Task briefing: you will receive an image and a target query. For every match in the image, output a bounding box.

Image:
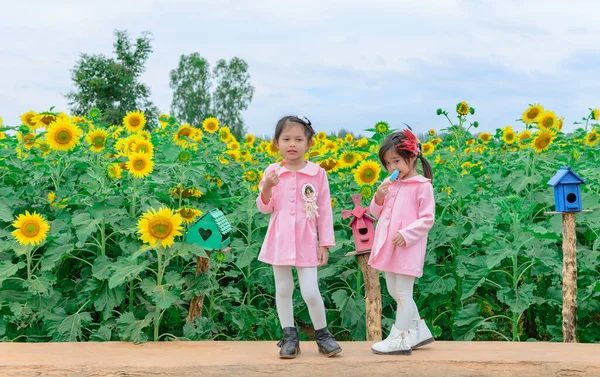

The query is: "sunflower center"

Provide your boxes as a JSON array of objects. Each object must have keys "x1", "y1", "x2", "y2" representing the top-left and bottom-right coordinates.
[
  {"x1": 149, "y1": 217, "x2": 173, "y2": 239},
  {"x1": 92, "y1": 136, "x2": 105, "y2": 147},
  {"x1": 589, "y1": 134, "x2": 598, "y2": 142},
  {"x1": 180, "y1": 209, "x2": 194, "y2": 218},
  {"x1": 131, "y1": 118, "x2": 140, "y2": 127},
  {"x1": 41, "y1": 115, "x2": 54, "y2": 125},
  {"x1": 22, "y1": 221, "x2": 40, "y2": 237},
  {"x1": 138, "y1": 145, "x2": 148, "y2": 153},
  {"x1": 344, "y1": 154, "x2": 354, "y2": 163},
  {"x1": 527, "y1": 109, "x2": 540, "y2": 119},
  {"x1": 134, "y1": 159, "x2": 146, "y2": 170},
  {"x1": 56, "y1": 129, "x2": 73, "y2": 144},
  {"x1": 363, "y1": 168, "x2": 375, "y2": 180}
]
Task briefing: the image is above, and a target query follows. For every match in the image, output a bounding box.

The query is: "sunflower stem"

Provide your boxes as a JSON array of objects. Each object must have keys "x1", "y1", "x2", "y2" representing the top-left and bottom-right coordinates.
[
  {"x1": 100, "y1": 218, "x2": 106, "y2": 256},
  {"x1": 26, "y1": 247, "x2": 33, "y2": 281},
  {"x1": 130, "y1": 178, "x2": 137, "y2": 217}
]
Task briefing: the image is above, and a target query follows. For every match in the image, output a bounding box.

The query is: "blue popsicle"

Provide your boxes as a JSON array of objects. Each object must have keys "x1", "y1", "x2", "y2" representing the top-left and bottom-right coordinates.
[{"x1": 389, "y1": 170, "x2": 399, "y2": 182}]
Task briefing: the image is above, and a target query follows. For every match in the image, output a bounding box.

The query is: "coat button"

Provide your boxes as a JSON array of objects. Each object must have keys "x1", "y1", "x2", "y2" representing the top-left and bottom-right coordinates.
[{"x1": 291, "y1": 212, "x2": 295, "y2": 216}]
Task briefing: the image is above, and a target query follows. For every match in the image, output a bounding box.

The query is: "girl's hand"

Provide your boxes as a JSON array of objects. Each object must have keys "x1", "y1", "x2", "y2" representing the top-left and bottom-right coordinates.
[
  {"x1": 263, "y1": 171, "x2": 280, "y2": 189},
  {"x1": 318, "y1": 246, "x2": 329, "y2": 266},
  {"x1": 392, "y1": 232, "x2": 406, "y2": 247},
  {"x1": 375, "y1": 180, "x2": 390, "y2": 205}
]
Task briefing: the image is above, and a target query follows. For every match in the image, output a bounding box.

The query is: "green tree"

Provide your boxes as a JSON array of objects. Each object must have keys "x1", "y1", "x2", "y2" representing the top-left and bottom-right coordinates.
[
  {"x1": 169, "y1": 53, "x2": 212, "y2": 126},
  {"x1": 66, "y1": 30, "x2": 159, "y2": 126},
  {"x1": 213, "y1": 58, "x2": 254, "y2": 139}
]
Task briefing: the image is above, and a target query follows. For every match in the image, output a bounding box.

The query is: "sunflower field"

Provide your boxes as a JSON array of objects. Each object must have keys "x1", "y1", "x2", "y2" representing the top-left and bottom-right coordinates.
[{"x1": 0, "y1": 103, "x2": 599, "y2": 343}]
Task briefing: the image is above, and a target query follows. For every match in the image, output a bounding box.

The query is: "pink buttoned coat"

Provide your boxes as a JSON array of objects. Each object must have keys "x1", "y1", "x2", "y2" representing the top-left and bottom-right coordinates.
[
  {"x1": 368, "y1": 175, "x2": 435, "y2": 277},
  {"x1": 256, "y1": 161, "x2": 335, "y2": 267}
]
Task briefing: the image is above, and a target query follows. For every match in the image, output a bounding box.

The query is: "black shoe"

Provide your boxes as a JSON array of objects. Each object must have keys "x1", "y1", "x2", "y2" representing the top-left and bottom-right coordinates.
[
  {"x1": 315, "y1": 327, "x2": 342, "y2": 357},
  {"x1": 277, "y1": 327, "x2": 300, "y2": 359}
]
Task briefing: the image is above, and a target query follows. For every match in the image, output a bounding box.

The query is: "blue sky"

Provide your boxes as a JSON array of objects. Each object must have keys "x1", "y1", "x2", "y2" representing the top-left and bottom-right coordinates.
[{"x1": 2, "y1": 0, "x2": 599, "y2": 137}]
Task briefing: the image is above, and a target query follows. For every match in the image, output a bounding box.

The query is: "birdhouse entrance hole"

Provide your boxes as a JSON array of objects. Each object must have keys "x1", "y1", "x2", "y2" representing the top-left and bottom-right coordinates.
[
  {"x1": 566, "y1": 193, "x2": 577, "y2": 203},
  {"x1": 358, "y1": 228, "x2": 368, "y2": 235}
]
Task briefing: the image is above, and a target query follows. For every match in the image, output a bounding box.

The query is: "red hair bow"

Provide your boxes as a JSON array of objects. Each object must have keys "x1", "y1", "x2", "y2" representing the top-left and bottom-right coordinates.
[{"x1": 396, "y1": 129, "x2": 421, "y2": 155}]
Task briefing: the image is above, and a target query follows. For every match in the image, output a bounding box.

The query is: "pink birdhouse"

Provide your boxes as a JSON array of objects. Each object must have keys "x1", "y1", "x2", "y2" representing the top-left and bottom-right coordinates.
[{"x1": 342, "y1": 194, "x2": 377, "y2": 253}]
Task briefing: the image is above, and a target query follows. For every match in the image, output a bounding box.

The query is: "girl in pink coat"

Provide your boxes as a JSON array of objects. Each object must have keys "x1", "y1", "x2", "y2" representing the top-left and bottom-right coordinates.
[
  {"x1": 369, "y1": 129, "x2": 436, "y2": 356},
  {"x1": 256, "y1": 115, "x2": 342, "y2": 359}
]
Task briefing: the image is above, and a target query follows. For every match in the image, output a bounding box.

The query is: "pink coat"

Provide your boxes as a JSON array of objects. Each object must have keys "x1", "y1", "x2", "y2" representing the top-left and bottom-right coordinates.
[
  {"x1": 256, "y1": 161, "x2": 335, "y2": 267},
  {"x1": 368, "y1": 175, "x2": 435, "y2": 277}
]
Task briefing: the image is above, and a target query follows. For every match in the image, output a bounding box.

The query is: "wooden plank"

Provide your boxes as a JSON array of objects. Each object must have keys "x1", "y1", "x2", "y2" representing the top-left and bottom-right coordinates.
[
  {"x1": 345, "y1": 250, "x2": 371, "y2": 257},
  {"x1": 544, "y1": 210, "x2": 592, "y2": 215}
]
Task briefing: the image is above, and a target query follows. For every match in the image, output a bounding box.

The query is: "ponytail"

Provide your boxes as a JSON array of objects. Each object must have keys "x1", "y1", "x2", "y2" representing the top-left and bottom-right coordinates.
[{"x1": 418, "y1": 155, "x2": 433, "y2": 182}]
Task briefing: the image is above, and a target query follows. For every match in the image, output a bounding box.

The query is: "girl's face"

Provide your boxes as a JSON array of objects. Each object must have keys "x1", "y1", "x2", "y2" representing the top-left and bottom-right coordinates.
[
  {"x1": 382, "y1": 149, "x2": 416, "y2": 179},
  {"x1": 274, "y1": 123, "x2": 312, "y2": 163}
]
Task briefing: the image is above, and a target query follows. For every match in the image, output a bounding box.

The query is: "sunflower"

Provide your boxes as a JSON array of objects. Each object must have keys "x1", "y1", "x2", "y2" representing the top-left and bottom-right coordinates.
[
  {"x1": 532, "y1": 129, "x2": 556, "y2": 153},
  {"x1": 245, "y1": 134, "x2": 256, "y2": 145},
  {"x1": 421, "y1": 142, "x2": 435, "y2": 156},
  {"x1": 584, "y1": 129, "x2": 599, "y2": 147},
  {"x1": 321, "y1": 140, "x2": 339, "y2": 154},
  {"x1": 85, "y1": 129, "x2": 108, "y2": 153},
  {"x1": 131, "y1": 139, "x2": 154, "y2": 156},
  {"x1": 169, "y1": 185, "x2": 203, "y2": 198},
  {"x1": 0, "y1": 131, "x2": 5, "y2": 140},
  {"x1": 178, "y1": 151, "x2": 192, "y2": 162},
  {"x1": 537, "y1": 110, "x2": 557, "y2": 130},
  {"x1": 228, "y1": 141, "x2": 241, "y2": 151},
  {"x1": 11, "y1": 211, "x2": 50, "y2": 246},
  {"x1": 360, "y1": 185, "x2": 374, "y2": 201},
  {"x1": 45, "y1": 118, "x2": 82, "y2": 151},
  {"x1": 267, "y1": 141, "x2": 279, "y2": 156},
  {"x1": 158, "y1": 114, "x2": 169, "y2": 129},
  {"x1": 219, "y1": 127, "x2": 232, "y2": 143},
  {"x1": 202, "y1": 117, "x2": 219, "y2": 133},
  {"x1": 190, "y1": 128, "x2": 202, "y2": 142},
  {"x1": 178, "y1": 207, "x2": 203, "y2": 224},
  {"x1": 225, "y1": 150, "x2": 241, "y2": 161},
  {"x1": 137, "y1": 207, "x2": 183, "y2": 248},
  {"x1": 555, "y1": 117, "x2": 564, "y2": 131},
  {"x1": 344, "y1": 134, "x2": 354, "y2": 143},
  {"x1": 20, "y1": 110, "x2": 38, "y2": 128},
  {"x1": 240, "y1": 150, "x2": 252, "y2": 162},
  {"x1": 34, "y1": 113, "x2": 56, "y2": 129},
  {"x1": 375, "y1": 121, "x2": 389, "y2": 134},
  {"x1": 353, "y1": 160, "x2": 381, "y2": 186},
  {"x1": 356, "y1": 138, "x2": 369, "y2": 148},
  {"x1": 456, "y1": 101, "x2": 469, "y2": 116},
  {"x1": 592, "y1": 109, "x2": 600, "y2": 121},
  {"x1": 88, "y1": 108, "x2": 102, "y2": 119},
  {"x1": 244, "y1": 170, "x2": 260, "y2": 183},
  {"x1": 518, "y1": 130, "x2": 533, "y2": 146},
  {"x1": 478, "y1": 132, "x2": 492, "y2": 144},
  {"x1": 107, "y1": 163, "x2": 122, "y2": 179},
  {"x1": 127, "y1": 152, "x2": 154, "y2": 178},
  {"x1": 48, "y1": 191, "x2": 56, "y2": 205},
  {"x1": 429, "y1": 129, "x2": 436, "y2": 136},
  {"x1": 17, "y1": 132, "x2": 37, "y2": 149},
  {"x1": 115, "y1": 134, "x2": 143, "y2": 156},
  {"x1": 430, "y1": 138, "x2": 442, "y2": 146},
  {"x1": 136, "y1": 130, "x2": 152, "y2": 141},
  {"x1": 123, "y1": 110, "x2": 146, "y2": 133},
  {"x1": 522, "y1": 104, "x2": 544, "y2": 124},
  {"x1": 339, "y1": 151, "x2": 359, "y2": 168},
  {"x1": 173, "y1": 124, "x2": 194, "y2": 147},
  {"x1": 316, "y1": 158, "x2": 337, "y2": 172},
  {"x1": 502, "y1": 126, "x2": 517, "y2": 145}
]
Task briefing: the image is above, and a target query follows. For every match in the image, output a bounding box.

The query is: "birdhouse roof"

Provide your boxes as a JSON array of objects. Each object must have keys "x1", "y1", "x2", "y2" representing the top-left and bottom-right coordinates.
[
  {"x1": 199, "y1": 209, "x2": 232, "y2": 234},
  {"x1": 547, "y1": 166, "x2": 586, "y2": 187},
  {"x1": 348, "y1": 213, "x2": 377, "y2": 227}
]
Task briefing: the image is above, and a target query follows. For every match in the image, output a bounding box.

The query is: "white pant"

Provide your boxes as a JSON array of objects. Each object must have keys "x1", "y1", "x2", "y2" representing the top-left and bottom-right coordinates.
[
  {"x1": 385, "y1": 272, "x2": 421, "y2": 330},
  {"x1": 272, "y1": 266, "x2": 327, "y2": 330}
]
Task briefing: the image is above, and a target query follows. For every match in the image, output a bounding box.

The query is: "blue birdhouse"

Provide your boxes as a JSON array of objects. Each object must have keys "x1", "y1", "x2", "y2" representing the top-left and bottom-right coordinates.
[{"x1": 547, "y1": 166, "x2": 586, "y2": 212}]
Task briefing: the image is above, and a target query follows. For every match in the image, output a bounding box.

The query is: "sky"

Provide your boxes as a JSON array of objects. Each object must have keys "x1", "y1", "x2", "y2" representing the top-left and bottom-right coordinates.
[{"x1": 2, "y1": 0, "x2": 600, "y2": 138}]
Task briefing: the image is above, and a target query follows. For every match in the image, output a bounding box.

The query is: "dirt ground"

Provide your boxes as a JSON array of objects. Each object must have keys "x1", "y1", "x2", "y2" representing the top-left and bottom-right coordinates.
[{"x1": 1, "y1": 340, "x2": 599, "y2": 377}]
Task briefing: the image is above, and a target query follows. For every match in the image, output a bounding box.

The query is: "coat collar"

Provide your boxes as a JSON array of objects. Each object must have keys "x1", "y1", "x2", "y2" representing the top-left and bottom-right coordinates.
[
  {"x1": 270, "y1": 161, "x2": 320, "y2": 176},
  {"x1": 396, "y1": 174, "x2": 430, "y2": 183}
]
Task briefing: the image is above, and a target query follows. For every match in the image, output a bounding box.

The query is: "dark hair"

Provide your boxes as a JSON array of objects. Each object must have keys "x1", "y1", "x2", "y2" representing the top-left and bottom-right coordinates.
[
  {"x1": 378, "y1": 131, "x2": 433, "y2": 182},
  {"x1": 274, "y1": 115, "x2": 316, "y2": 141}
]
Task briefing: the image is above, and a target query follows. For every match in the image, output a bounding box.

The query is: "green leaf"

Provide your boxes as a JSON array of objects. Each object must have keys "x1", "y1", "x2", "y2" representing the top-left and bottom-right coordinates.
[
  {"x1": 0, "y1": 260, "x2": 23, "y2": 285},
  {"x1": 72, "y1": 212, "x2": 101, "y2": 247},
  {"x1": 452, "y1": 303, "x2": 494, "y2": 341},
  {"x1": 512, "y1": 174, "x2": 542, "y2": 194},
  {"x1": 183, "y1": 317, "x2": 214, "y2": 340},
  {"x1": 41, "y1": 239, "x2": 74, "y2": 271},
  {"x1": 496, "y1": 283, "x2": 535, "y2": 316},
  {"x1": 454, "y1": 174, "x2": 477, "y2": 197},
  {"x1": 108, "y1": 257, "x2": 148, "y2": 289},
  {"x1": 485, "y1": 241, "x2": 517, "y2": 269},
  {"x1": 86, "y1": 279, "x2": 125, "y2": 319},
  {"x1": 418, "y1": 273, "x2": 456, "y2": 297},
  {"x1": 25, "y1": 272, "x2": 55, "y2": 295},
  {"x1": 332, "y1": 289, "x2": 360, "y2": 326},
  {"x1": 90, "y1": 326, "x2": 112, "y2": 341},
  {"x1": 457, "y1": 256, "x2": 489, "y2": 300},
  {"x1": 117, "y1": 312, "x2": 151, "y2": 343},
  {"x1": 0, "y1": 202, "x2": 13, "y2": 222},
  {"x1": 92, "y1": 255, "x2": 113, "y2": 280},
  {"x1": 57, "y1": 311, "x2": 92, "y2": 342},
  {"x1": 235, "y1": 245, "x2": 257, "y2": 269}
]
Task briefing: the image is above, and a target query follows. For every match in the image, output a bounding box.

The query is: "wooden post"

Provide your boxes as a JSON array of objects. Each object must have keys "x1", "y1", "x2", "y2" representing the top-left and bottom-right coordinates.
[
  {"x1": 346, "y1": 250, "x2": 382, "y2": 341},
  {"x1": 186, "y1": 252, "x2": 211, "y2": 323},
  {"x1": 544, "y1": 210, "x2": 591, "y2": 343},
  {"x1": 561, "y1": 212, "x2": 577, "y2": 343}
]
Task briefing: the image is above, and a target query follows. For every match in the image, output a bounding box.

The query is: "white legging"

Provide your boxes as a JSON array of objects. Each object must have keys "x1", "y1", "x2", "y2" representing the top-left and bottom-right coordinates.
[
  {"x1": 272, "y1": 266, "x2": 327, "y2": 330},
  {"x1": 385, "y1": 272, "x2": 421, "y2": 330}
]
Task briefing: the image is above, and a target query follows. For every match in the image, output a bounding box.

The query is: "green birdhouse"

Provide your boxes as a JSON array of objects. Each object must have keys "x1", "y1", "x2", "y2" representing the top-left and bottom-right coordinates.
[{"x1": 185, "y1": 209, "x2": 232, "y2": 251}]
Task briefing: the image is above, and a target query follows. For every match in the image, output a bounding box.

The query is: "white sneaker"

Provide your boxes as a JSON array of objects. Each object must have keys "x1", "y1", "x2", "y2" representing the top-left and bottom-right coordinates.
[
  {"x1": 407, "y1": 319, "x2": 434, "y2": 349},
  {"x1": 371, "y1": 325, "x2": 412, "y2": 355}
]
